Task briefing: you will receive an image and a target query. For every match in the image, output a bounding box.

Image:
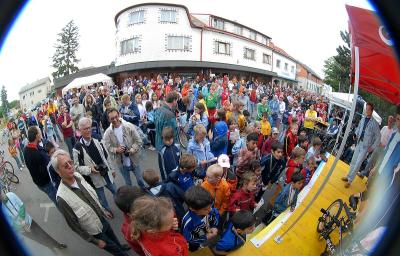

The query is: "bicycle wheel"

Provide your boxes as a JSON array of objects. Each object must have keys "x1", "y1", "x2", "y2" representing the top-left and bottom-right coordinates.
[
  {"x1": 179, "y1": 128, "x2": 189, "y2": 149},
  {"x1": 317, "y1": 199, "x2": 343, "y2": 233},
  {"x1": 4, "y1": 161, "x2": 19, "y2": 184}
]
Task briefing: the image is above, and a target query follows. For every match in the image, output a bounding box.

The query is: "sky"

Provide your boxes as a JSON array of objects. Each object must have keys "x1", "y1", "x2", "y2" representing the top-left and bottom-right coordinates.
[{"x1": 0, "y1": 0, "x2": 374, "y2": 101}]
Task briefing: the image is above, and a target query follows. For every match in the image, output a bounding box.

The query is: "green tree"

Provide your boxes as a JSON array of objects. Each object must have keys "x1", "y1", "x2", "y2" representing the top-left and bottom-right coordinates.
[
  {"x1": 52, "y1": 20, "x2": 80, "y2": 79},
  {"x1": 0, "y1": 85, "x2": 9, "y2": 118},
  {"x1": 9, "y1": 100, "x2": 20, "y2": 110},
  {"x1": 323, "y1": 30, "x2": 396, "y2": 122}
]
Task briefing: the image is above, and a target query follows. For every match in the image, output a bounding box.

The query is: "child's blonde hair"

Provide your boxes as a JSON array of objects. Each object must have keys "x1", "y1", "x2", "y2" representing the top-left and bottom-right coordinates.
[
  {"x1": 194, "y1": 124, "x2": 207, "y2": 136},
  {"x1": 142, "y1": 169, "x2": 160, "y2": 187},
  {"x1": 206, "y1": 164, "x2": 223, "y2": 178},
  {"x1": 130, "y1": 196, "x2": 173, "y2": 240},
  {"x1": 292, "y1": 147, "x2": 306, "y2": 159},
  {"x1": 242, "y1": 171, "x2": 256, "y2": 185}
]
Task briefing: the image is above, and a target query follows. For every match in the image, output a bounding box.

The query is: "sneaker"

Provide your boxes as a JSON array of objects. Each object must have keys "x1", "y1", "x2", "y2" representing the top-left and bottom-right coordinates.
[
  {"x1": 148, "y1": 146, "x2": 156, "y2": 151},
  {"x1": 341, "y1": 177, "x2": 348, "y2": 182}
]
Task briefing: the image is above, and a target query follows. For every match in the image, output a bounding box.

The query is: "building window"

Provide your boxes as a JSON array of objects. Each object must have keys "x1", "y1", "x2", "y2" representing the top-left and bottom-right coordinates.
[
  {"x1": 249, "y1": 31, "x2": 256, "y2": 40},
  {"x1": 120, "y1": 37, "x2": 140, "y2": 55},
  {"x1": 234, "y1": 25, "x2": 243, "y2": 35},
  {"x1": 167, "y1": 36, "x2": 191, "y2": 51},
  {"x1": 244, "y1": 47, "x2": 255, "y2": 60},
  {"x1": 261, "y1": 36, "x2": 267, "y2": 45},
  {"x1": 291, "y1": 66, "x2": 295, "y2": 73},
  {"x1": 276, "y1": 59, "x2": 281, "y2": 68},
  {"x1": 263, "y1": 54, "x2": 271, "y2": 64},
  {"x1": 23, "y1": 95, "x2": 25, "y2": 100},
  {"x1": 213, "y1": 19, "x2": 225, "y2": 30},
  {"x1": 284, "y1": 63, "x2": 288, "y2": 71},
  {"x1": 128, "y1": 10, "x2": 145, "y2": 25},
  {"x1": 214, "y1": 41, "x2": 231, "y2": 55},
  {"x1": 38, "y1": 89, "x2": 42, "y2": 94},
  {"x1": 160, "y1": 10, "x2": 177, "y2": 23}
]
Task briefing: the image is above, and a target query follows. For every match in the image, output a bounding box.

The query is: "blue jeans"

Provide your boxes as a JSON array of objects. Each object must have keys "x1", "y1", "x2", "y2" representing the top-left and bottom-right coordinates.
[
  {"x1": 121, "y1": 165, "x2": 145, "y2": 188},
  {"x1": 38, "y1": 182, "x2": 57, "y2": 205},
  {"x1": 93, "y1": 218, "x2": 128, "y2": 256},
  {"x1": 12, "y1": 156, "x2": 22, "y2": 169},
  {"x1": 64, "y1": 136, "x2": 75, "y2": 157},
  {"x1": 95, "y1": 175, "x2": 116, "y2": 211}
]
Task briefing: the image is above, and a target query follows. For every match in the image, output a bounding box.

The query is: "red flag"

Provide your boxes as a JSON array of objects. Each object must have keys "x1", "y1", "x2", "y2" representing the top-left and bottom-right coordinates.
[{"x1": 346, "y1": 5, "x2": 400, "y2": 104}]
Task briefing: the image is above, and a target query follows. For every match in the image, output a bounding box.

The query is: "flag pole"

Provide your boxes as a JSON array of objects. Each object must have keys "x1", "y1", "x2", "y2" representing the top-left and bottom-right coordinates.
[{"x1": 274, "y1": 46, "x2": 360, "y2": 244}]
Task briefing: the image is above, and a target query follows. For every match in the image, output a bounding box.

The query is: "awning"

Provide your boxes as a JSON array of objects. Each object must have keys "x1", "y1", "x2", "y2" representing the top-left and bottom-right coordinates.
[
  {"x1": 346, "y1": 5, "x2": 400, "y2": 104},
  {"x1": 62, "y1": 73, "x2": 113, "y2": 95}
]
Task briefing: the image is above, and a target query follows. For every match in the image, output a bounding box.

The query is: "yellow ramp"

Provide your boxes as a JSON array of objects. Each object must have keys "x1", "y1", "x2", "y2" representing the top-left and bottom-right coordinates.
[{"x1": 228, "y1": 156, "x2": 366, "y2": 256}]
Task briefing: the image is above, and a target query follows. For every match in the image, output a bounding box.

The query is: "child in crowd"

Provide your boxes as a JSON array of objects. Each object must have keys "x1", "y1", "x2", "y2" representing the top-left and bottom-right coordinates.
[
  {"x1": 21, "y1": 133, "x2": 28, "y2": 150},
  {"x1": 284, "y1": 123, "x2": 298, "y2": 159},
  {"x1": 44, "y1": 142, "x2": 61, "y2": 188},
  {"x1": 250, "y1": 160, "x2": 264, "y2": 202},
  {"x1": 101, "y1": 99, "x2": 112, "y2": 130},
  {"x1": 211, "y1": 109, "x2": 229, "y2": 157},
  {"x1": 130, "y1": 196, "x2": 188, "y2": 256},
  {"x1": 158, "y1": 127, "x2": 180, "y2": 181},
  {"x1": 218, "y1": 154, "x2": 238, "y2": 194},
  {"x1": 261, "y1": 127, "x2": 279, "y2": 157},
  {"x1": 301, "y1": 156, "x2": 317, "y2": 188},
  {"x1": 187, "y1": 102, "x2": 209, "y2": 137},
  {"x1": 306, "y1": 137, "x2": 327, "y2": 164},
  {"x1": 114, "y1": 186, "x2": 146, "y2": 256},
  {"x1": 285, "y1": 147, "x2": 306, "y2": 184},
  {"x1": 169, "y1": 154, "x2": 197, "y2": 192},
  {"x1": 260, "y1": 112, "x2": 272, "y2": 140},
  {"x1": 262, "y1": 141, "x2": 286, "y2": 189},
  {"x1": 229, "y1": 172, "x2": 257, "y2": 213},
  {"x1": 212, "y1": 210, "x2": 256, "y2": 255},
  {"x1": 8, "y1": 138, "x2": 23, "y2": 171},
  {"x1": 227, "y1": 118, "x2": 240, "y2": 166},
  {"x1": 182, "y1": 186, "x2": 220, "y2": 252},
  {"x1": 236, "y1": 132, "x2": 260, "y2": 179},
  {"x1": 86, "y1": 111, "x2": 101, "y2": 140},
  {"x1": 187, "y1": 125, "x2": 215, "y2": 178},
  {"x1": 296, "y1": 134, "x2": 309, "y2": 152},
  {"x1": 243, "y1": 110, "x2": 251, "y2": 126},
  {"x1": 201, "y1": 164, "x2": 231, "y2": 216},
  {"x1": 143, "y1": 169, "x2": 185, "y2": 220},
  {"x1": 144, "y1": 101, "x2": 156, "y2": 150},
  {"x1": 272, "y1": 172, "x2": 304, "y2": 218}
]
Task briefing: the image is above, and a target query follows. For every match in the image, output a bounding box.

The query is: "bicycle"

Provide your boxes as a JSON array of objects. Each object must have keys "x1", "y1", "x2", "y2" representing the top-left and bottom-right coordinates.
[
  {"x1": 317, "y1": 197, "x2": 359, "y2": 256},
  {"x1": 0, "y1": 150, "x2": 19, "y2": 185}
]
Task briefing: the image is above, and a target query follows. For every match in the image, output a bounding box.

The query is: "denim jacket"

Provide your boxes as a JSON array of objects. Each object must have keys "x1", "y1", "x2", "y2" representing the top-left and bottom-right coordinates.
[
  {"x1": 187, "y1": 138, "x2": 215, "y2": 177},
  {"x1": 273, "y1": 183, "x2": 299, "y2": 214}
]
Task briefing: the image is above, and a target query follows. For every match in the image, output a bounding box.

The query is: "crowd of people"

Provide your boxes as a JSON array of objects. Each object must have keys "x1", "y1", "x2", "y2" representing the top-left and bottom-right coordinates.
[{"x1": 1, "y1": 73, "x2": 398, "y2": 256}]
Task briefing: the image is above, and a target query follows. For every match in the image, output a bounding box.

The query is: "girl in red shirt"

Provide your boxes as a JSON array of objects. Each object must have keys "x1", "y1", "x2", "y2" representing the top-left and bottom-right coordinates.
[{"x1": 130, "y1": 196, "x2": 188, "y2": 256}]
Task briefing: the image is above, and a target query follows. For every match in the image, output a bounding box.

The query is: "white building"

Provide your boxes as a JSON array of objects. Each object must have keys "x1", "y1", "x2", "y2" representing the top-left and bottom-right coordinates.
[
  {"x1": 19, "y1": 77, "x2": 52, "y2": 110},
  {"x1": 112, "y1": 3, "x2": 282, "y2": 82}
]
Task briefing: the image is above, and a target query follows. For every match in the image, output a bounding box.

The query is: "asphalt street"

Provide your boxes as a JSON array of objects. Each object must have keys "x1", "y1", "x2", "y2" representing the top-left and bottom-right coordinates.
[{"x1": 2, "y1": 142, "x2": 159, "y2": 256}]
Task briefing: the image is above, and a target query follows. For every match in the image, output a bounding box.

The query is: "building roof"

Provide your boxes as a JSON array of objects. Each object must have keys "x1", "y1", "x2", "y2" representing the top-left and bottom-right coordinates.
[
  {"x1": 297, "y1": 61, "x2": 323, "y2": 80},
  {"x1": 19, "y1": 77, "x2": 51, "y2": 94},
  {"x1": 54, "y1": 65, "x2": 110, "y2": 89}
]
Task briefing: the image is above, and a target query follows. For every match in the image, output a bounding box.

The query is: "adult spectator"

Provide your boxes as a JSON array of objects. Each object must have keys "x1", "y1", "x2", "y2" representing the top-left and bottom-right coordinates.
[
  {"x1": 1, "y1": 190, "x2": 67, "y2": 252},
  {"x1": 83, "y1": 94, "x2": 101, "y2": 124},
  {"x1": 304, "y1": 104, "x2": 318, "y2": 136},
  {"x1": 23, "y1": 126, "x2": 57, "y2": 204},
  {"x1": 269, "y1": 95, "x2": 279, "y2": 128},
  {"x1": 27, "y1": 111, "x2": 39, "y2": 127},
  {"x1": 73, "y1": 117, "x2": 117, "y2": 216},
  {"x1": 57, "y1": 105, "x2": 75, "y2": 157},
  {"x1": 69, "y1": 96, "x2": 86, "y2": 129},
  {"x1": 47, "y1": 99, "x2": 63, "y2": 142},
  {"x1": 256, "y1": 94, "x2": 269, "y2": 120},
  {"x1": 119, "y1": 94, "x2": 140, "y2": 126},
  {"x1": 278, "y1": 95, "x2": 286, "y2": 130},
  {"x1": 342, "y1": 103, "x2": 381, "y2": 187},
  {"x1": 99, "y1": 86, "x2": 118, "y2": 111},
  {"x1": 52, "y1": 150, "x2": 129, "y2": 255},
  {"x1": 359, "y1": 115, "x2": 395, "y2": 178},
  {"x1": 154, "y1": 91, "x2": 179, "y2": 150},
  {"x1": 103, "y1": 108, "x2": 145, "y2": 188}
]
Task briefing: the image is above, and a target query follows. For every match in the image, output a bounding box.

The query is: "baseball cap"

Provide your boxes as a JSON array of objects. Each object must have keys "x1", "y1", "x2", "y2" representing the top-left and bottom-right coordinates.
[
  {"x1": 218, "y1": 154, "x2": 230, "y2": 168},
  {"x1": 272, "y1": 127, "x2": 279, "y2": 134}
]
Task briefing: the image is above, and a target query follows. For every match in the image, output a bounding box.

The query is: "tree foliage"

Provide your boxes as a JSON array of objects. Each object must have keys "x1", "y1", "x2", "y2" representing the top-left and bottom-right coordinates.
[
  {"x1": 0, "y1": 86, "x2": 9, "y2": 118},
  {"x1": 52, "y1": 20, "x2": 80, "y2": 79},
  {"x1": 9, "y1": 100, "x2": 20, "y2": 110},
  {"x1": 323, "y1": 30, "x2": 396, "y2": 122}
]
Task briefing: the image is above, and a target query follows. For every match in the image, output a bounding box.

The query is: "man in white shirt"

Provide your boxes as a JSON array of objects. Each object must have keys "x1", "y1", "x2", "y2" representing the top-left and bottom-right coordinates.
[{"x1": 359, "y1": 116, "x2": 395, "y2": 177}]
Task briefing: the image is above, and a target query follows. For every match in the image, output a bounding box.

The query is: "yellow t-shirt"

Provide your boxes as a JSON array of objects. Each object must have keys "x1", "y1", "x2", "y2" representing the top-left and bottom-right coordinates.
[
  {"x1": 261, "y1": 120, "x2": 271, "y2": 136},
  {"x1": 304, "y1": 109, "x2": 317, "y2": 129},
  {"x1": 47, "y1": 103, "x2": 58, "y2": 115}
]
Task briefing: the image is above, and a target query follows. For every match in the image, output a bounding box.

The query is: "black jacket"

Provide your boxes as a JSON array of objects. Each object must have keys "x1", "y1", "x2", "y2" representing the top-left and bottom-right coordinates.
[{"x1": 24, "y1": 145, "x2": 51, "y2": 187}]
